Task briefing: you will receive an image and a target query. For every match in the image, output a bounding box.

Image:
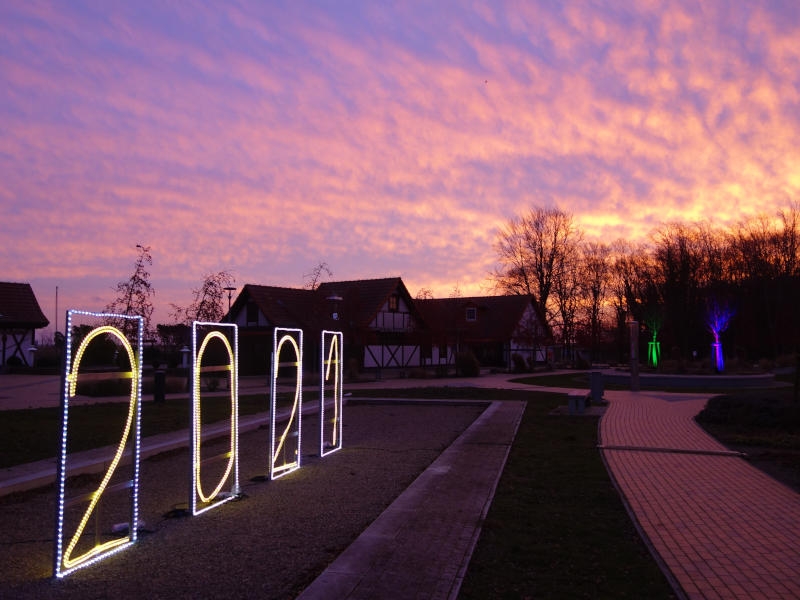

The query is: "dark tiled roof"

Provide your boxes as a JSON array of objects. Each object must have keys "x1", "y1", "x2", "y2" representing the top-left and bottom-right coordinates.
[
  {"x1": 239, "y1": 284, "x2": 319, "y2": 329},
  {"x1": 317, "y1": 277, "x2": 410, "y2": 328},
  {"x1": 0, "y1": 282, "x2": 49, "y2": 329},
  {"x1": 416, "y1": 295, "x2": 540, "y2": 342},
  {"x1": 232, "y1": 277, "x2": 422, "y2": 334}
]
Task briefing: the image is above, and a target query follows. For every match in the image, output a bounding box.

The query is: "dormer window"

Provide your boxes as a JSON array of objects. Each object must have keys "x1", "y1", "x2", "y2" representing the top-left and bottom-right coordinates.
[
  {"x1": 466, "y1": 307, "x2": 477, "y2": 322},
  {"x1": 388, "y1": 294, "x2": 399, "y2": 312}
]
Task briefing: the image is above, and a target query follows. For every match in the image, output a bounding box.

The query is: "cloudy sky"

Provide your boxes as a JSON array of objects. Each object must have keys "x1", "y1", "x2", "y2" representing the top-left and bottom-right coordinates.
[{"x1": 2, "y1": 1, "x2": 799, "y2": 333}]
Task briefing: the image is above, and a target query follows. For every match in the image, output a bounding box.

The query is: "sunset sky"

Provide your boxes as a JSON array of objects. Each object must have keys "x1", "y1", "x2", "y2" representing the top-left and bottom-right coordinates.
[{"x1": 2, "y1": 1, "x2": 799, "y2": 334}]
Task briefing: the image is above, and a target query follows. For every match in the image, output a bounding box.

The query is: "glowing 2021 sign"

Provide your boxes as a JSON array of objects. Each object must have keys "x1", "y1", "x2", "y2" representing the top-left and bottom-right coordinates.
[
  {"x1": 320, "y1": 330, "x2": 343, "y2": 457},
  {"x1": 53, "y1": 316, "x2": 344, "y2": 578},
  {"x1": 191, "y1": 322, "x2": 240, "y2": 516},
  {"x1": 269, "y1": 327, "x2": 303, "y2": 480},
  {"x1": 54, "y1": 311, "x2": 143, "y2": 578}
]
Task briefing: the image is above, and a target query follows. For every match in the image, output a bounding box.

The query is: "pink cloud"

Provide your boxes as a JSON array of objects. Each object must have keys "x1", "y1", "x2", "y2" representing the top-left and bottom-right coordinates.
[{"x1": 1, "y1": 1, "x2": 799, "y2": 331}]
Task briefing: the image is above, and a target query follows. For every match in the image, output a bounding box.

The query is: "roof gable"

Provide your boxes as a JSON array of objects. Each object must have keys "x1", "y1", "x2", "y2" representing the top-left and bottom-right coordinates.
[
  {"x1": 416, "y1": 295, "x2": 540, "y2": 341},
  {"x1": 0, "y1": 282, "x2": 49, "y2": 329}
]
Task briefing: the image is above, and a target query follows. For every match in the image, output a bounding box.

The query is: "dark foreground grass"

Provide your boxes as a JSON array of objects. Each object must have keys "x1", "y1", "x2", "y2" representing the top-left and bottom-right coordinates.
[
  {"x1": 696, "y1": 387, "x2": 800, "y2": 491},
  {"x1": 460, "y1": 395, "x2": 675, "y2": 599},
  {"x1": 0, "y1": 392, "x2": 297, "y2": 468},
  {"x1": 510, "y1": 372, "x2": 773, "y2": 394}
]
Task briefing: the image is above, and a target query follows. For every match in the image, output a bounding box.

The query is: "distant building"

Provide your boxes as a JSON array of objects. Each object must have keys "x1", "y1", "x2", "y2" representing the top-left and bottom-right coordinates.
[
  {"x1": 415, "y1": 295, "x2": 551, "y2": 369},
  {"x1": 228, "y1": 277, "x2": 425, "y2": 374},
  {"x1": 227, "y1": 276, "x2": 549, "y2": 374},
  {"x1": 0, "y1": 281, "x2": 49, "y2": 367}
]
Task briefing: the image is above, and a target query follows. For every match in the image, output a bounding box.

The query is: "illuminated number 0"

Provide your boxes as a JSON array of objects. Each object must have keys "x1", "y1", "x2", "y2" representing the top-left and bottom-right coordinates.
[{"x1": 191, "y1": 323, "x2": 239, "y2": 516}]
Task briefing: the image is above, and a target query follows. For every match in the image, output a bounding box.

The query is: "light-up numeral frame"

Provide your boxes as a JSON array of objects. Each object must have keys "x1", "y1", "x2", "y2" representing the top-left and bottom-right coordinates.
[
  {"x1": 191, "y1": 322, "x2": 239, "y2": 516},
  {"x1": 270, "y1": 327, "x2": 303, "y2": 480},
  {"x1": 320, "y1": 330, "x2": 343, "y2": 457},
  {"x1": 54, "y1": 310, "x2": 143, "y2": 578}
]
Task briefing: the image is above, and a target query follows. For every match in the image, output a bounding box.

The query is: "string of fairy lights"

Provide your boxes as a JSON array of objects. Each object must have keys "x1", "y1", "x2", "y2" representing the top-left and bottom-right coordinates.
[
  {"x1": 55, "y1": 311, "x2": 143, "y2": 578},
  {"x1": 54, "y1": 310, "x2": 343, "y2": 578}
]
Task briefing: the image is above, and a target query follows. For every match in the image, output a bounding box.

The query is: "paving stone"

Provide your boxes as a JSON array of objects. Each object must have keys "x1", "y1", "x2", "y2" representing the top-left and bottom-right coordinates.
[{"x1": 601, "y1": 389, "x2": 800, "y2": 600}]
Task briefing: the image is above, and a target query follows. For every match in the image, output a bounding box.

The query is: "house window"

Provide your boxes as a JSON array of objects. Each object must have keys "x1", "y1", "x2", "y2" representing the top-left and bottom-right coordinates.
[
  {"x1": 246, "y1": 302, "x2": 259, "y2": 324},
  {"x1": 388, "y1": 294, "x2": 399, "y2": 312},
  {"x1": 466, "y1": 307, "x2": 477, "y2": 321}
]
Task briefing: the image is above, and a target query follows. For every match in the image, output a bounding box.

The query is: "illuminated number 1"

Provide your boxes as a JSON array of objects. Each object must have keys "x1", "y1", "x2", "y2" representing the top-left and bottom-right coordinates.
[
  {"x1": 54, "y1": 311, "x2": 143, "y2": 578},
  {"x1": 270, "y1": 328, "x2": 303, "y2": 479},
  {"x1": 191, "y1": 322, "x2": 239, "y2": 516},
  {"x1": 320, "y1": 330, "x2": 343, "y2": 457}
]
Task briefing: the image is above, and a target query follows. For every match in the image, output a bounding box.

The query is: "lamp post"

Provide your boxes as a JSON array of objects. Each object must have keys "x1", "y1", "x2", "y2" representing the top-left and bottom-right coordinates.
[
  {"x1": 627, "y1": 313, "x2": 640, "y2": 392},
  {"x1": 224, "y1": 287, "x2": 236, "y2": 323}
]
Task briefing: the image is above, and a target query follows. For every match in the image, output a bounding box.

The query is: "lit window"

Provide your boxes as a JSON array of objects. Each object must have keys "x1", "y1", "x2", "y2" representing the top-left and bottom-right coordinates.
[
  {"x1": 466, "y1": 307, "x2": 477, "y2": 321},
  {"x1": 388, "y1": 294, "x2": 399, "y2": 312}
]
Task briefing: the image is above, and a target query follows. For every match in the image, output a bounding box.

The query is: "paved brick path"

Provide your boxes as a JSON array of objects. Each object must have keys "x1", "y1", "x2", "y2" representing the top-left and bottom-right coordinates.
[
  {"x1": 297, "y1": 400, "x2": 526, "y2": 600},
  {"x1": 600, "y1": 390, "x2": 800, "y2": 600}
]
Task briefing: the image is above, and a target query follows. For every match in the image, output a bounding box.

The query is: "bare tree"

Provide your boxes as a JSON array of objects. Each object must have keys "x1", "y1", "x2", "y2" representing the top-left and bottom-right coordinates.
[
  {"x1": 106, "y1": 244, "x2": 155, "y2": 337},
  {"x1": 303, "y1": 261, "x2": 333, "y2": 290},
  {"x1": 580, "y1": 241, "x2": 610, "y2": 361},
  {"x1": 171, "y1": 271, "x2": 236, "y2": 324},
  {"x1": 553, "y1": 245, "x2": 581, "y2": 357},
  {"x1": 491, "y1": 206, "x2": 581, "y2": 331},
  {"x1": 449, "y1": 282, "x2": 462, "y2": 298},
  {"x1": 415, "y1": 287, "x2": 434, "y2": 300}
]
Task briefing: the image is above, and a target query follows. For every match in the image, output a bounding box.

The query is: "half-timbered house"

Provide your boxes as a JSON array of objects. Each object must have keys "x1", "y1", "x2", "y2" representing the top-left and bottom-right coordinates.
[
  {"x1": 0, "y1": 281, "x2": 49, "y2": 367},
  {"x1": 415, "y1": 295, "x2": 551, "y2": 369},
  {"x1": 227, "y1": 277, "x2": 426, "y2": 374}
]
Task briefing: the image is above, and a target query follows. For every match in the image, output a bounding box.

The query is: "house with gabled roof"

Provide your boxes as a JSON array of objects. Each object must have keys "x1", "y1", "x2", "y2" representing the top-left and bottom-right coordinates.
[
  {"x1": 227, "y1": 276, "x2": 551, "y2": 374},
  {"x1": 227, "y1": 277, "x2": 426, "y2": 374},
  {"x1": 415, "y1": 295, "x2": 551, "y2": 369},
  {"x1": 0, "y1": 281, "x2": 49, "y2": 367}
]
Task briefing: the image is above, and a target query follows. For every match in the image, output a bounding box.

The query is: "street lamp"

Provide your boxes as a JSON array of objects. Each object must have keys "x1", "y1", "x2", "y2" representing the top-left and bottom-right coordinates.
[
  {"x1": 224, "y1": 287, "x2": 237, "y2": 322},
  {"x1": 626, "y1": 312, "x2": 640, "y2": 392}
]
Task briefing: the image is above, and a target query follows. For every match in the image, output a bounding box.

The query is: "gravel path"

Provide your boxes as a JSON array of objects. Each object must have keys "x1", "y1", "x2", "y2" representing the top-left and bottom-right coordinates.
[{"x1": 0, "y1": 402, "x2": 485, "y2": 599}]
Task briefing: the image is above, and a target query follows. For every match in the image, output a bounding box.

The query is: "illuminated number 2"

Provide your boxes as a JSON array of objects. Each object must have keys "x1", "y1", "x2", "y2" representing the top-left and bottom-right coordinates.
[
  {"x1": 320, "y1": 330, "x2": 343, "y2": 457},
  {"x1": 54, "y1": 312, "x2": 143, "y2": 578},
  {"x1": 270, "y1": 328, "x2": 303, "y2": 480},
  {"x1": 191, "y1": 323, "x2": 239, "y2": 516}
]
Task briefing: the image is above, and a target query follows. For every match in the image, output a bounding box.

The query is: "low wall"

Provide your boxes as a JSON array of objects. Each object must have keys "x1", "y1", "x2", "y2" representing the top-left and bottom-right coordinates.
[{"x1": 601, "y1": 370, "x2": 775, "y2": 389}]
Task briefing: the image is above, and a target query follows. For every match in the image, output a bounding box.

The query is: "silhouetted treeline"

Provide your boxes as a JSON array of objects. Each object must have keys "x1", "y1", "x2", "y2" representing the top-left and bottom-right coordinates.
[{"x1": 493, "y1": 204, "x2": 800, "y2": 363}]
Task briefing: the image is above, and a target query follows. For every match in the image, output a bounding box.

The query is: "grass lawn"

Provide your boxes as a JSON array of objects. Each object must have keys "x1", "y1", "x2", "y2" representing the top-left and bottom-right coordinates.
[
  {"x1": 459, "y1": 392, "x2": 674, "y2": 599},
  {"x1": 695, "y1": 387, "x2": 800, "y2": 492},
  {"x1": 510, "y1": 371, "x2": 780, "y2": 394},
  {"x1": 0, "y1": 392, "x2": 297, "y2": 469},
  {"x1": 3, "y1": 385, "x2": 675, "y2": 597}
]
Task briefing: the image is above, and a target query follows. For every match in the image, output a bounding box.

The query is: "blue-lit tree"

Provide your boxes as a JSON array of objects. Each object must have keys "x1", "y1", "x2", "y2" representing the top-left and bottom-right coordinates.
[{"x1": 705, "y1": 299, "x2": 735, "y2": 372}]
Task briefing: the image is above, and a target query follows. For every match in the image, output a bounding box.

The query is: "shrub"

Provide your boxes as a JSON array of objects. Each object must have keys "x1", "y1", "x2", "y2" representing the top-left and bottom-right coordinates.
[
  {"x1": 76, "y1": 377, "x2": 131, "y2": 397},
  {"x1": 697, "y1": 394, "x2": 800, "y2": 431},
  {"x1": 345, "y1": 358, "x2": 360, "y2": 380},
  {"x1": 758, "y1": 358, "x2": 774, "y2": 372},
  {"x1": 456, "y1": 351, "x2": 480, "y2": 377},
  {"x1": 511, "y1": 353, "x2": 527, "y2": 373}
]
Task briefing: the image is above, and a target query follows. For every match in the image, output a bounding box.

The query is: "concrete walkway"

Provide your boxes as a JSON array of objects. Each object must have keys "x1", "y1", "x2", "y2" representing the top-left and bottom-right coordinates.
[
  {"x1": 297, "y1": 400, "x2": 526, "y2": 600},
  {"x1": 600, "y1": 390, "x2": 800, "y2": 600}
]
